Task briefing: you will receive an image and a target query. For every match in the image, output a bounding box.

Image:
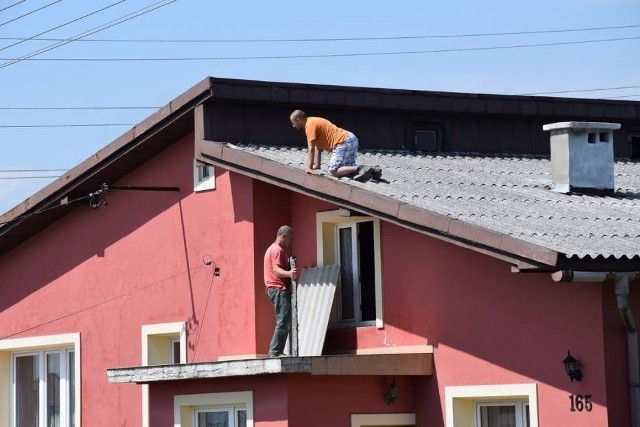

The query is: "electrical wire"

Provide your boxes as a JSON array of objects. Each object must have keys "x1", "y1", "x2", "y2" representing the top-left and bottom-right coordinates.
[
  {"x1": 0, "y1": 123, "x2": 134, "y2": 127},
  {"x1": 0, "y1": 0, "x2": 126, "y2": 53},
  {"x1": 2, "y1": 23, "x2": 640, "y2": 43},
  {"x1": 0, "y1": 0, "x2": 26, "y2": 13},
  {"x1": 520, "y1": 85, "x2": 640, "y2": 96},
  {"x1": 0, "y1": 192, "x2": 92, "y2": 227},
  {"x1": 0, "y1": 168, "x2": 66, "y2": 172},
  {"x1": 0, "y1": 0, "x2": 177, "y2": 69},
  {"x1": 0, "y1": 175, "x2": 60, "y2": 179},
  {"x1": 0, "y1": 0, "x2": 61, "y2": 28},
  {"x1": 0, "y1": 106, "x2": 158, "y2": 110},
  {"x1": 0, "y1": 35, "x2": 637, "y2": 62},
  {"x1": 0, "y1": 262, "x2": 209, "y2": 340}
]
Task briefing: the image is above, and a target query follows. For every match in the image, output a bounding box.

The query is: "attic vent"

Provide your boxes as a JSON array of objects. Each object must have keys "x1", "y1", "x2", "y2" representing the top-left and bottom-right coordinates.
[{"x1": 542, "y1": 121, "x2": 621, "y2": 195}]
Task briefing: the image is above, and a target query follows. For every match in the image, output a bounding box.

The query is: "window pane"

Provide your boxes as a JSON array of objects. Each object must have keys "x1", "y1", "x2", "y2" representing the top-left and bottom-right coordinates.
[
  {"x1": 480, "y1": 405, "x2": 516, "y2": 427},
  {"x1": 16, "y1": 354, "x2": 40, "y2": 427},
  {"x1": 68, "y1": 351, "x2": 75, "y2": 427},
  {"x1": 197, "y1": 411, "x2": 229, "y2": 427},
  {"x1": 237, "y1": 409, "x2": 247, "y2": 427},
  {"x1": 171, "y1": 340, "x2": 181, "y2": 364},
  {"x1": 358, "y1": 221, "x2": 376, "y2": 321},
  {"x1": 338, "y1": 227, "x2": 354, "y2": 320},
  {"x1": 46, "y1": 353, "x2": 61, "y2": 427}
]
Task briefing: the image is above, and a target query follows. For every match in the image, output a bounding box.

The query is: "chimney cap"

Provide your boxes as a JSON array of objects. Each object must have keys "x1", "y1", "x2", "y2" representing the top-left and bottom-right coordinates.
[{"x1": 543, "y1": 121, "x2": 621, "y2": 132}]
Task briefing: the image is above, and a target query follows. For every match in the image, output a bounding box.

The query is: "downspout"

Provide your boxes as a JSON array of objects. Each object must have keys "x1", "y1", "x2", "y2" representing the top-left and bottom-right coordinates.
[{"x1": 552, "y1": 271, "x2": 640, "y2": 427}]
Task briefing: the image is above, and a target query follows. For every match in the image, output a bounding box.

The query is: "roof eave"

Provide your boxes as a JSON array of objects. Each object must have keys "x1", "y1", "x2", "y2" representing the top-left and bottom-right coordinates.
[{"x1": 0, "y1": 77, "x2": 216, "y2": 255}]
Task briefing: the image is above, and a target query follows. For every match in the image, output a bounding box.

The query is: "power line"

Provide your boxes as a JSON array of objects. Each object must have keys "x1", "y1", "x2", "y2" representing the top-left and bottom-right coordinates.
[
  {"x1": 0, "y1": 0, "x2": 126, "y2": 53},
  {"x1": 0, "y1": 0, "x2": 26, "y2": 13},
  {"x1": 0, "y1": 0, "x2": 61, "y2": 28},
  {"x1": 0, "y1": 191, "x2": 93, "y2": 227},
  {"x1": 0, "y1": 175, "x2": 60, "y2": 179},
  {"x1": 0, "y1": 123, "x2": 134, "y2": 127},
  {"x1": 0, "y1": 106, "x2": 158, "y2": 110},
  {"x1": 603, "y1": 94, "x2": 640, "y2": 99},
  {"x1": 0, "y1": 35, "x2": 637, "y2": 62},
  {"x1": 2, "y1": 23, "x2": 640, "y2": 43},
  {"x1": 520, "y1": 84, "x2": 640, "y2": 96},
  {"x1": 0, "y1": 169, "x2": 66, "y2": 172},
  {"x1": 0, "y1": 0, "x2": 177, "y2": 69},
  {"x1": 0, "y1": 262, "x2": 208, "y2": 340}
]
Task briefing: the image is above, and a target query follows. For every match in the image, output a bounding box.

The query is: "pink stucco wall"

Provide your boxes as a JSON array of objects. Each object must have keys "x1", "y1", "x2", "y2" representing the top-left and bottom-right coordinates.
[{"x1": 0, "y1": 132, "x2": 634, "y2": 425}]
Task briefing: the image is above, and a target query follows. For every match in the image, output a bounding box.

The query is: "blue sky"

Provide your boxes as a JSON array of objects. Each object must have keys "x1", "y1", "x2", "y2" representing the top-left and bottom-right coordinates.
[{"x1": 1, "y1": 0, "x2": 638, "y2": 214}]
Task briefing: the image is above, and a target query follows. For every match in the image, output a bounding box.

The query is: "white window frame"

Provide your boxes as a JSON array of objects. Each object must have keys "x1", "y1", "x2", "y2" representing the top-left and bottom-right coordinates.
[
  {"x1": 142, "y1": 322, "x2": 186, "y2": 427},
  {"x1": 316, "y1": 210, "x2": 383, "y2": 328},
  {"x1": 351, "y1": 413, "x2": 415, "y2": 426},
  {"x1": 194, "y1": 160, "x2": 215, "y2": 192},
  {"x1": 0, "y1": 333, "x2": 81, "y2": 427},
  {"x1": 445, "y1": 383, "x2": 538, "y2": 427},
  {"x1": 174, "y1": 391, "x2": 253, "y2": 427}
]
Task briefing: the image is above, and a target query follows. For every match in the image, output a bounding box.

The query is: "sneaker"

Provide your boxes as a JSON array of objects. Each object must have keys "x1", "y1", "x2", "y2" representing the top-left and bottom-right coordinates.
[
  {"x1": 369, "y1": 166, "x2": 382, "y2": 181},
  {"x1": 353, "y1": 165, "x2": 372, "y2": 182}
]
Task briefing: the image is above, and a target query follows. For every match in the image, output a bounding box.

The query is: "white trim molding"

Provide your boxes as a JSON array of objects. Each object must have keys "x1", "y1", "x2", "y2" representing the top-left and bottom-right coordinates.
[
  {"x1": 445, "y1": 383, "x2": 538, "y2": 427},
  {"x1": 174, "y1": 391, "x2": 253, "y2": 427}
]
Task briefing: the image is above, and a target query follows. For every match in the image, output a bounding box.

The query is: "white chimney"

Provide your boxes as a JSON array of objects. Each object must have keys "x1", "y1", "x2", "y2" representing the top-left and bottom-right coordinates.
[{"x1": 542, "y1": 121, "x2": 621, "y2": 194}]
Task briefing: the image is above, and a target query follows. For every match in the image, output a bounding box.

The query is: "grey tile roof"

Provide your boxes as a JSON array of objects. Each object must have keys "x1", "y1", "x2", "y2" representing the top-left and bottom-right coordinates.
[{"x1": 228, "y1": 144, "x2": 640, "y2": 260}]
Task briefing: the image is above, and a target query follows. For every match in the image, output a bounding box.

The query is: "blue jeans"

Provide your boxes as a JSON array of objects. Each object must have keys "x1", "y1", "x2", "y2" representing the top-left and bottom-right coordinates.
[{"x1": 267, "y1": 287, "x2": 291, "y2": 355}]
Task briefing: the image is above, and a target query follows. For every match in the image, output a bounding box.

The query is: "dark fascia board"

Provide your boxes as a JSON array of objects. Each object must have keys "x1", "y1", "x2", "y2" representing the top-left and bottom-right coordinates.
[
  {"x1": 0, "y1": 77, "x2": 215, "y2": 242},
  {"x1": 198, "y1": 140, "x2": 559, "y2": 268},
  {"x1": 207, "y1": 77, "x2": 640, "y2": 118}
]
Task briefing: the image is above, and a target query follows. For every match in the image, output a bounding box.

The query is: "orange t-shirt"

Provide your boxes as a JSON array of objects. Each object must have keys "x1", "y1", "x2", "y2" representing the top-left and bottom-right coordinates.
[{"x1": 305, "y1": 117, "x2": 350, "y2": 151}]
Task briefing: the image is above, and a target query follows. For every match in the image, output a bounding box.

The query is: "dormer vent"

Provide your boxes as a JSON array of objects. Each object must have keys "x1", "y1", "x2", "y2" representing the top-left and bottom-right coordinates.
[{"x1": 542, "y1": 121, "x2": 621, "y2": 194}]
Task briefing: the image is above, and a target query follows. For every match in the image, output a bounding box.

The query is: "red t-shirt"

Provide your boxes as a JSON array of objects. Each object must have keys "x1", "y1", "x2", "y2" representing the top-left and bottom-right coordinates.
[{"x1": 264, "y1": 242, "x2": 290, "y2": 290}]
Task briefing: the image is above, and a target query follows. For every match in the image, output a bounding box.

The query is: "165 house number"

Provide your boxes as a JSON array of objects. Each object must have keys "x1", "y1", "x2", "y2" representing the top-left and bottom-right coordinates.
[{"x1": 569, "y1": 394, "x2": 593, "y2": 412}]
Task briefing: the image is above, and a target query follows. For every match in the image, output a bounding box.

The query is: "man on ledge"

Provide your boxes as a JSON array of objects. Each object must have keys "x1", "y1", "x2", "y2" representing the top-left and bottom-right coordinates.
[{"x1": 290, "y1": 110, "x2": 381, "y2": 182}]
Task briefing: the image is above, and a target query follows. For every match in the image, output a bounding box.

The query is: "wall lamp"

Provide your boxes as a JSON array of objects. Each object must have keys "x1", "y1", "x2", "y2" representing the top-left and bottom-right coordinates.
[
  {"x1": 384, "y1": 377, "x2": 399, "y2": 404},
  {"x1": 563, "y1": 351, "x2": 582, "y2": 382}
]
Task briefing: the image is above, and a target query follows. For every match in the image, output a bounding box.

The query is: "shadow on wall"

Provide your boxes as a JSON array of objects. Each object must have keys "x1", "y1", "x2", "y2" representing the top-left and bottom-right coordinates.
[{"x1": 0, "y1": 138, "x2": 198, "y2": 330}]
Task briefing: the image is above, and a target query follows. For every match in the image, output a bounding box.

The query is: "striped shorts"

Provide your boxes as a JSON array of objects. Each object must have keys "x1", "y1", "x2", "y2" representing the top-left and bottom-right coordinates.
[{"x1": 328, "y1": 133, "x2": 358, "y2": 172}]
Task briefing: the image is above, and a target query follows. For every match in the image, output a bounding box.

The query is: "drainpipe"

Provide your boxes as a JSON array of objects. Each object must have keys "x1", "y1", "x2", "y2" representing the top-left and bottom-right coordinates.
[{"x1": 552, "y1": 271, "x2": 640, "y2": 427}]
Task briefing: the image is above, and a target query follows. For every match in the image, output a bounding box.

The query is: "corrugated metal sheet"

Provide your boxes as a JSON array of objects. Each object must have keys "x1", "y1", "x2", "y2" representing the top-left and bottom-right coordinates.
[{"x1": 296, "y1": 265, "x2": 340, "y2": 357}]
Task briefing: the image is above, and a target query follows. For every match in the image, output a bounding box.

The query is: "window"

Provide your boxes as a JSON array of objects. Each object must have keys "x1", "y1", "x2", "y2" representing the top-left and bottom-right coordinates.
[
  {"x1": 0, "y1": 333, "x2": 80, "y2": 427},
  {"x1": 476, "y1": 401, "x2": 529, "y2": 427},
  {"x1": 195, "y1": 406, "x2": 247, "y2": 427},
  {"x1": 445, "y1": 384, "x2": 538, "y2": 427},
  {"x1": 630, "y1": 133, "x2": 640, "y2": 160},
  {"x1": 174, "y1": 392, "x2": 253, "y2": 427},
  {"x1": 194, "y1": 161, "x2": 215, "y2": 192},
  {"x1": 410, "y1": 123, "x2": 444, "y2": 152},
  {"x1": 142, "y1": 322, "x2": 186, "y2": 427},
  {"x1": 316, "y1": 210, "x2": 383, "y2": 328}
]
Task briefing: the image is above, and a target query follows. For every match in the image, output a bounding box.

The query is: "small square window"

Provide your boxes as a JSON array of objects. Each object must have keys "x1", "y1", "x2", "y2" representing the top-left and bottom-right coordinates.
[
  {"x1": 410, "y1": 122, "x2": 444, "y2": 152},
  {"x1": 599, "y1": 132, "x2": 609, "y2": 143},
  {"x1": 415, "y1": 130, "x2": 438, "y2": 151},
  {"x1": 194, "y1": 161, "x2": 215, "y2": 192},
  {"x1": 588, "y1": 132, "x2": 597, "y2": 144}
]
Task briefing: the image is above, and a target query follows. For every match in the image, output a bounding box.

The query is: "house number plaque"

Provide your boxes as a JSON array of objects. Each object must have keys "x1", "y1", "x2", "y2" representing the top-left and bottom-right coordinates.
[{"x1": 569, "y1": 394, "x2": 592, "y2": 412}]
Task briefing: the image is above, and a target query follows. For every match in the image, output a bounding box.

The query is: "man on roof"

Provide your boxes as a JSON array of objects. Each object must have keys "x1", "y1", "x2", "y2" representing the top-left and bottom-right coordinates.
[{"x1": 290, "y1": 110, "x2": 381, "y2": 182}]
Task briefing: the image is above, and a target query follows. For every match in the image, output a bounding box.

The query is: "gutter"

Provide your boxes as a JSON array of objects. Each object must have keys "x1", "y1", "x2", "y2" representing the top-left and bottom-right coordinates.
[{"x1": 553, "y1": 270, "x2": 640, "y2": 427}]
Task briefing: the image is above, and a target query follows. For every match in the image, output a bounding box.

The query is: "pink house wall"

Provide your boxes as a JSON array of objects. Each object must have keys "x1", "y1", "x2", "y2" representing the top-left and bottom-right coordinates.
[
  {"x1": 282, "y1": 194, "x2": 617, "y2": 426},
  {"x1": 0, "y1": 133, "x2": 267, "y2": 425},
  {"x1": 0, "y1": 130, "x2": 633, "y2": 425}
]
